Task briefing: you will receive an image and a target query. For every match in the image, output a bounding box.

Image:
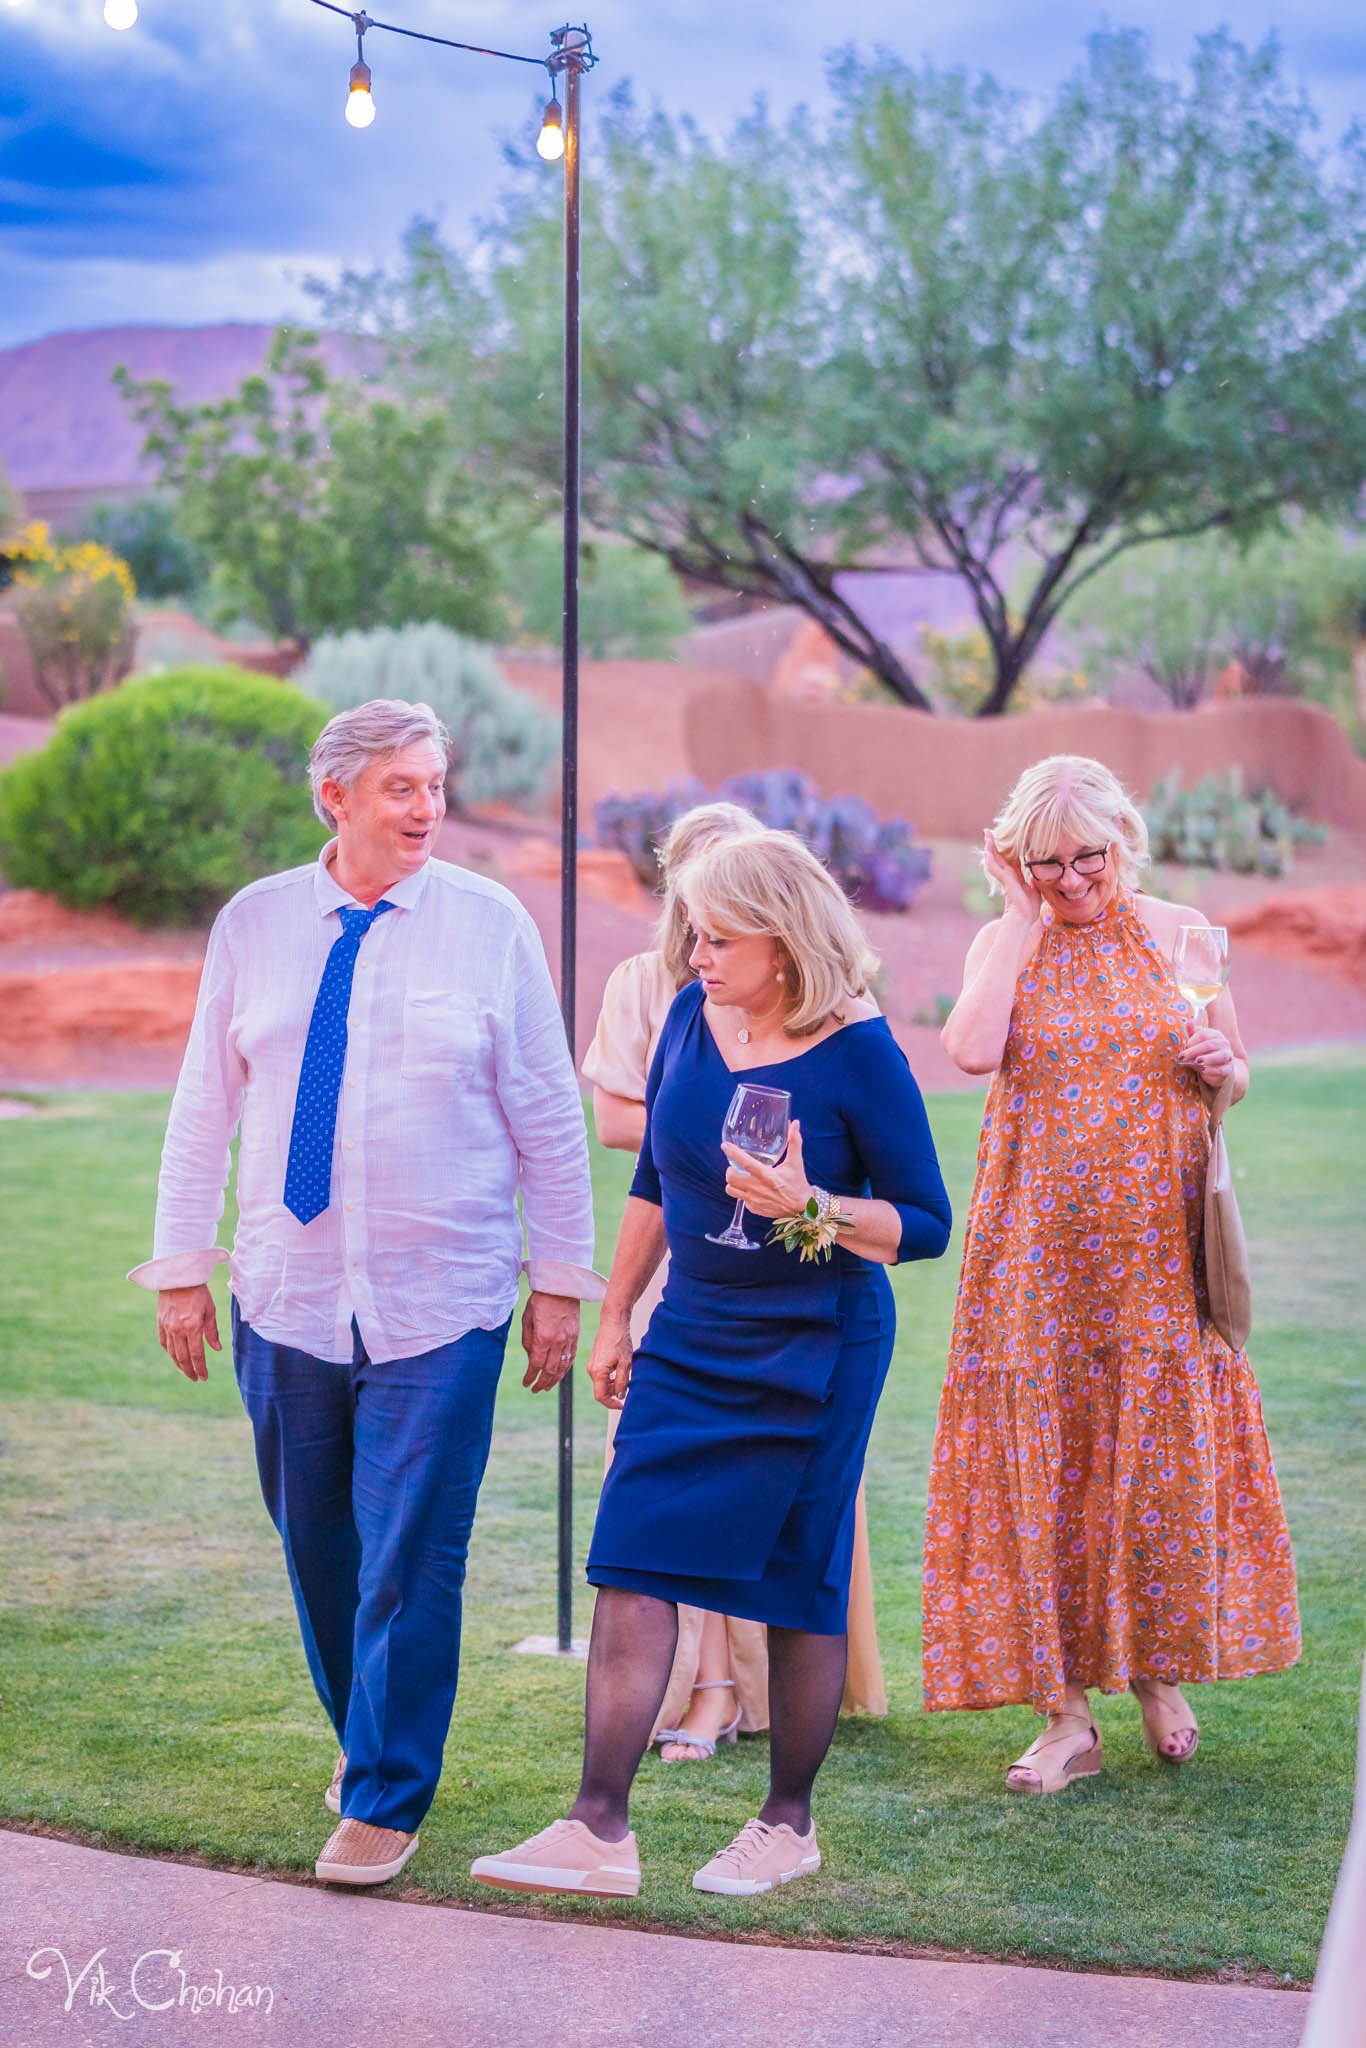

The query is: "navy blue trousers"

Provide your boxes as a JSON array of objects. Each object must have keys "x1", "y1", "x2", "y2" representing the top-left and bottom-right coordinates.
[{"x1": 232, "y1": 1302, "x2": 511, "y2": 1833}]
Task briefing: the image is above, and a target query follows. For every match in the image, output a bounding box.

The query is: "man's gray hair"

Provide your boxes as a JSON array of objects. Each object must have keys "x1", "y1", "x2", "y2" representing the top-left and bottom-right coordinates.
[{"x1": 309, "y1": 698, "x2": 453, "y2": 829}]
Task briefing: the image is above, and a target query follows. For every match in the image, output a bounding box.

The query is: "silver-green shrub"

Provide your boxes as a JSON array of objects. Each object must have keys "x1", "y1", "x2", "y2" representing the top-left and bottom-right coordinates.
[{"x1": 300, "y1": 623, "x2": 556, "y2": 811}]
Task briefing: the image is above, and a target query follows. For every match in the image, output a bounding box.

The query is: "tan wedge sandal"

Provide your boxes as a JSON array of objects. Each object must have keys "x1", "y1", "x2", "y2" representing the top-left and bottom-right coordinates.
[
  {"x1": 1005, "y1": 1712, "x2": 1103, "y2": 1796},
  {"x1": 1131, "y1": 1680, "x2": 1199, "y2": 1764}
]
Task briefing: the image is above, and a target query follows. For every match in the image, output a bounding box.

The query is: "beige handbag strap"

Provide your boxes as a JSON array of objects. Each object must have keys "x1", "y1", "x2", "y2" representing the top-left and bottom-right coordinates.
[{"x1": 1201, "y1": 1071, "x2": 1236, "y2": 1133}]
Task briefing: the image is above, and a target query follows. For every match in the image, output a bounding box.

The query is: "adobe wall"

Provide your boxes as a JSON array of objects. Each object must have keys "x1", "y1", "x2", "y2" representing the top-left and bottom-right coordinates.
[{"x1": 683, "y1": 686, "x2": 1366, "y2": 833}]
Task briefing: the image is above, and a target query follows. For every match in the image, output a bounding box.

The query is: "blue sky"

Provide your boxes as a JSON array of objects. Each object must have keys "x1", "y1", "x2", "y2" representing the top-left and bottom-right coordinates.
[{"x1": 1, "y1": 0, "x2": 1362, "y2": 349}]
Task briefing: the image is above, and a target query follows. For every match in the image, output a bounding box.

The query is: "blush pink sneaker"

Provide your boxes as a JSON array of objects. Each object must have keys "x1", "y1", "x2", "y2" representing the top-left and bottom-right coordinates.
[
  {"x1": 692, "y1": 1817, "x2": 821, "y2": 1897},
  {"x1": 470, "y1": 1817, "x2": 640, "y2": 1898}
]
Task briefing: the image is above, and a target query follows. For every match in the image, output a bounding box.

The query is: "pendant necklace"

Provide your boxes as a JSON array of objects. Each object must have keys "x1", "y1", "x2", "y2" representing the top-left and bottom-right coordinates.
[{"x1": 737, "y1": 1024, "x2": 750, "y2": 1045}]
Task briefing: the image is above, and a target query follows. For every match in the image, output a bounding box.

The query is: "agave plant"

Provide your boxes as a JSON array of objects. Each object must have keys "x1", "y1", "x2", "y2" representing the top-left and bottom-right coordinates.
[{"x1": 1144, "y1": 768, "x2": 1324, "y2": 877}]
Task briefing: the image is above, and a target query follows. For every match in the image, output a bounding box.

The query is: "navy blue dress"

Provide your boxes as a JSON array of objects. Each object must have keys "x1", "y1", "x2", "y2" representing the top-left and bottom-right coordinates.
[{"x1": 586, "y1": 981, "x2": 951, "y2": 1634}]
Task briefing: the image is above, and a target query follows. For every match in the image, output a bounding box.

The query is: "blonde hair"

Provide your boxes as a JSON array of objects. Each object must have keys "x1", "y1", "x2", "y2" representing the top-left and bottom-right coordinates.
[
  {"x1": 988, "y1": 754, "x2": 1149, "y2": 890},
  {"x1": 676, "y1": 828, "x2": 877, "y2": 1038},
  {"x1": 654, "y1": 801, "x2": 764, "y2": 987}
]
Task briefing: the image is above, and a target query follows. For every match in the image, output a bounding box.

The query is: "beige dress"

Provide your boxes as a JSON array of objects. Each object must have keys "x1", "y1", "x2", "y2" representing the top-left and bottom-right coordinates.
[{"x1": 582, "y1": 950, "x2": 888, "y2": 1731}]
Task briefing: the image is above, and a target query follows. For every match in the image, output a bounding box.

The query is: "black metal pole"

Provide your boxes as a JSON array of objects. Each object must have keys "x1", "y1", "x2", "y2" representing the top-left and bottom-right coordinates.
[{"x1": 555, "y1": 44, "x2": 584, "y2": 1656}]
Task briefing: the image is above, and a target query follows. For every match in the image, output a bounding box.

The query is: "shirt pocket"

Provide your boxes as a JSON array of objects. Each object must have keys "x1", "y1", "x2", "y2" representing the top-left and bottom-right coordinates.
[{"x1": 400, "y1": 990, "x2": 489, "y2": 1084}]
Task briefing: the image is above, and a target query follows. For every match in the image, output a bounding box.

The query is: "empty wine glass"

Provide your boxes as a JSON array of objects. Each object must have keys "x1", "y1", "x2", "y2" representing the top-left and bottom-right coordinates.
[
  {"x1": 706, "y1": 1082, "x2": 792, "y2": 1251},
  {"x1": 1173, "y1": 925, "x2": 1230, "y2": 1021}
]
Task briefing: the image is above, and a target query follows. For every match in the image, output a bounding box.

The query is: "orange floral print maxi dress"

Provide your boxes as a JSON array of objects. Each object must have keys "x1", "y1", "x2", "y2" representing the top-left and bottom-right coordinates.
[{"x1": 922, "y1": 889, "x2": 1300, "y2": 1713}]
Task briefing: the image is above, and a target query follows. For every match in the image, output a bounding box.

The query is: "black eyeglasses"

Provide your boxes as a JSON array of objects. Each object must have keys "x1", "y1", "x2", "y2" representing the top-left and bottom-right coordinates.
[{"x1": 1024, "y1": 845, "x2": 1109, "y2": 882}]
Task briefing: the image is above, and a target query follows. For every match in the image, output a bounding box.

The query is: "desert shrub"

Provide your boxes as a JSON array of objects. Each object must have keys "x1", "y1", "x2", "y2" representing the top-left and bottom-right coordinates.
[
  {"x1": 300, "y1": 623, "x2": 557, "y2": 811},
  {"x1": 73, "y1": 496, "x2": 209, "y2": 602},
  {"x1": 5, "y1": 521, "x2": 136, "y2": 708},
  {"x1": 593, "y1": 787, "x2": 685, "y2": 887},
  {"x1": 1070, "y1": 525, "x2": 1366, "y2": 721},
  {"x1": 1143, "y1": 767, "x2": 1325, "y2": 877},
  {"x1": 498, "y1": 522, "x2": 693, "y2": 659},
  {"x1": 595, "y1": 770, "x2": 932, "y2": 914},
  {"x1": 0, "y1": 666, "x2": 325, "y2": 926}
]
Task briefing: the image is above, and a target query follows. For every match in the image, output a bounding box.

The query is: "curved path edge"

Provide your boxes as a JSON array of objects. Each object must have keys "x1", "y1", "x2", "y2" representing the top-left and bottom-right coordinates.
[{"x1": 0, "y1": 1828, "x2": 1309, "y2": 2048}]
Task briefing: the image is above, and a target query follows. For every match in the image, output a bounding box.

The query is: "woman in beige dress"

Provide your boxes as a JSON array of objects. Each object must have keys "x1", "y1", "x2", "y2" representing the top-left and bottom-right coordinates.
[{"x1": 583, "y1": 802, "x2": 887, "y2": 1763}]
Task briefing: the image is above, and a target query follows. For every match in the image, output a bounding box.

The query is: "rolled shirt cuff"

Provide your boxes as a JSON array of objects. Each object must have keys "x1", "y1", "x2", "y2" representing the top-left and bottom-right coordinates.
[
  {"x1": 127, "y1": 1247, "x2": 230, "y2": 1292},
  {"x1": 523, "y1": 1258, "x2": 608, "y2": 1301}
]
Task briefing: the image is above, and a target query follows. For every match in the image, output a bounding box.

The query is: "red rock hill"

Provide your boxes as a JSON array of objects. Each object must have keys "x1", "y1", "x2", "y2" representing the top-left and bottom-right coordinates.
[{"x1": 0, "y1": 324, "x2": 366, "y2": 525}]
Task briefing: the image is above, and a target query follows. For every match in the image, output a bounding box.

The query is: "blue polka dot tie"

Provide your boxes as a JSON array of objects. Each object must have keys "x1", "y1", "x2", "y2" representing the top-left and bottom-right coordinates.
[{"x1": 282, "y1": 901, "x2": 394, "y2": 1226}]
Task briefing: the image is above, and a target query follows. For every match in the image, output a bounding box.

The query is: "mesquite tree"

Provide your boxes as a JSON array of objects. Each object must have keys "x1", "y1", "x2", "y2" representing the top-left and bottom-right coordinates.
[
  {"x1": 117, "y1": 331, "x2": 503, "y2": 650},
  {"x1": 318, "y1": 30, "x2": 1366, "y2": 713},
  {"x1": 826, "y1": 31, "x2": 1366, "y2": 711}
]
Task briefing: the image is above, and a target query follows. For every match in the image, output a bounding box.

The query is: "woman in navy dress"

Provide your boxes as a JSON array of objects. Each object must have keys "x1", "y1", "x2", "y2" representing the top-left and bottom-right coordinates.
[{"x1": 473, "y1": 830, "x2": 951, "y2": 1902}]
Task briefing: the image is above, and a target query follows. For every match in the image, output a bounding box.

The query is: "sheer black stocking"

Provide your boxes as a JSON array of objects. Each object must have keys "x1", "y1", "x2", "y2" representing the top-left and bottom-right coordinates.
[
  {"x1": 760, "y1": 1625, "x2": 848, "y2": 1835},
  {"x1": 567, "y1": 1587, "x2": 678, "y2": 1842}
]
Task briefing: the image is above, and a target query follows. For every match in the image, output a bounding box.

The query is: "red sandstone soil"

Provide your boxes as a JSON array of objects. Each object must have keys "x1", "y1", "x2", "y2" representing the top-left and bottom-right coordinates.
[
  {"x1": 3, "y1": 682, "x2": 1365, "y2": 1091},
  {"x1": 3, "y1": 823, "x2": 1365, "y2": 1095},
  {"x1": 1220, "y1": 884, "x2": 1366, "y2": 990}
]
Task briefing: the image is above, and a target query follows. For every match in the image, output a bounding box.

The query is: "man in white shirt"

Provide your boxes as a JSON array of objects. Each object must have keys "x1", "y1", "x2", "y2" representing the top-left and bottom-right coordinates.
[{"x1": 130, "y1": 697, "x2": 602, "y2": 1889}]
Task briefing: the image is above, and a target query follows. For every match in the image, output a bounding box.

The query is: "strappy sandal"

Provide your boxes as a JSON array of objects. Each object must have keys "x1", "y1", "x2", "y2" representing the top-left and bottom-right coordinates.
[
  {"x1": 1131, "y1": 1680, "x2": 1200, "y2": 1764},
  {"x1": 656, "y1": 1679, "x2": 742, "y2": 1763},
  {"x1": 1004, "y1": 1712, "x2": 1103, "y2": 1796}
]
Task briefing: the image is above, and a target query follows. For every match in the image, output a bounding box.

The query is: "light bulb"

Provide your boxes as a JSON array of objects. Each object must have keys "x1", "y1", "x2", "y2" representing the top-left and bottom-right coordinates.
[
  {"x1": 537, "y1": 98, "x2": 565, "y2": 162},
  {"x1": 346, "y1": 59, "x2": 375, "y2": 129},
  {"x1": 103, "y1": 0, "x2": 138, "y2": 28}
]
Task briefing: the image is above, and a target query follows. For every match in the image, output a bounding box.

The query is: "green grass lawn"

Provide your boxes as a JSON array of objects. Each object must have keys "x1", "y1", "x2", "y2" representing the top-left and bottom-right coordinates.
[{"x1": 0, "y1": 1061, "x2": 1361, "y2": 1980}]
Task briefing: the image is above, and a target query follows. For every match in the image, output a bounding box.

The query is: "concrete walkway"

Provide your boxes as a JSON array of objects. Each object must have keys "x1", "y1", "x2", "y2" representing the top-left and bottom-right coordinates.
[{"x1": 0, "y1": 1830, "x2": 1308, "y2": 2048}]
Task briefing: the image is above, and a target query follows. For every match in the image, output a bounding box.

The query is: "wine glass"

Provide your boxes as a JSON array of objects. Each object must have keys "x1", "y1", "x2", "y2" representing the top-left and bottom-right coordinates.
[
  {"x1": 1173, "y1": 924, "x2": 1230, "y2": 1021},
  {"x1": 706, "y1": 1082, "x2": 792, "y2": 1251}
]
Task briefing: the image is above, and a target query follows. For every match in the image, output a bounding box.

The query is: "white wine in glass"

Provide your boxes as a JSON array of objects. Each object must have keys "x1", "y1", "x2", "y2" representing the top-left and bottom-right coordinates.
[
  {"x1": 706, "y1": 1082, "x2": 792, "y2": 1252},
  {"x1": 1173, "y1": 924, "x2": 1230, "y2": 1020}
]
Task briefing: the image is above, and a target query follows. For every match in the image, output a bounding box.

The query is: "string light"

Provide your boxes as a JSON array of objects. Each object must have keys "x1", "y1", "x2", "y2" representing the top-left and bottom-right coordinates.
[
  {"x1": 304, "y1": 3, "x2": 596, "y2": 158},
  {"x1": 341, "y1": 12, "x2": 376, "y2": 128},
  {"x1": 346, "y1": 57, "x2": 375, "y2": 126},
  {"x1": 103, "y1": 0, "x2": 139, "y2": 27},
  {"x1": 536, "y1": 97, "x2": 565, "y2": 161}
]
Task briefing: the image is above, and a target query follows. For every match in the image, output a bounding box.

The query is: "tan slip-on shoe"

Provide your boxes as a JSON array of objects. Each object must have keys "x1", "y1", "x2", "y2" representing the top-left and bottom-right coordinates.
[
  {"x1": 470, "y1": 1817, "x2": 640, "y2": 1898},
  {"x1": 324, "y1": 1753, "x2": 347, "y2": 1816},
  {"x1": 315, "y1": 1818, "x2": 419, "y2": 1887},
  {"x1": 692, "y1": 1817, "x2": 821, "y2": 1897}
]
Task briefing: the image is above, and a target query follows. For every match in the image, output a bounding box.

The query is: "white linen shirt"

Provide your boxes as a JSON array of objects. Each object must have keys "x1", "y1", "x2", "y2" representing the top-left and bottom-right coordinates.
[{"x1": 129, "y1": 846, "x2": 604, "y2": 1363}]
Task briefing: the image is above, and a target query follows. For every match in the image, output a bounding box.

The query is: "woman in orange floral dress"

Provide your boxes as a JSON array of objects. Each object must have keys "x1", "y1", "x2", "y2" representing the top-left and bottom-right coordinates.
[{"x1": 925, "y1": 755, "x2": 1300, "y2": 1794}]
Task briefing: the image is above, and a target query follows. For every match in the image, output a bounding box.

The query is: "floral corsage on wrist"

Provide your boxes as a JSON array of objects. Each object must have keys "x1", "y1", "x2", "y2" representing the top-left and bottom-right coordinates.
[{"x1": 770, "y1": 1186, "x2": 850, "y2": 1263}]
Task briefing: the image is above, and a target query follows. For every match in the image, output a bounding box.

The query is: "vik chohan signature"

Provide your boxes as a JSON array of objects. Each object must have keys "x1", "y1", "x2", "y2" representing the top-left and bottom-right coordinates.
[{"x1": 26, "y1": 1945, "x2": 275, "y2": 2020}]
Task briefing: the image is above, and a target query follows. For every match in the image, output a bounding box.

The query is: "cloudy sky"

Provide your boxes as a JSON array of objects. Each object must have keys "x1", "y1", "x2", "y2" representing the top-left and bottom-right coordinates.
[{"x1": 1, "y1": 0, "x2": 1362, "y2": 350}]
